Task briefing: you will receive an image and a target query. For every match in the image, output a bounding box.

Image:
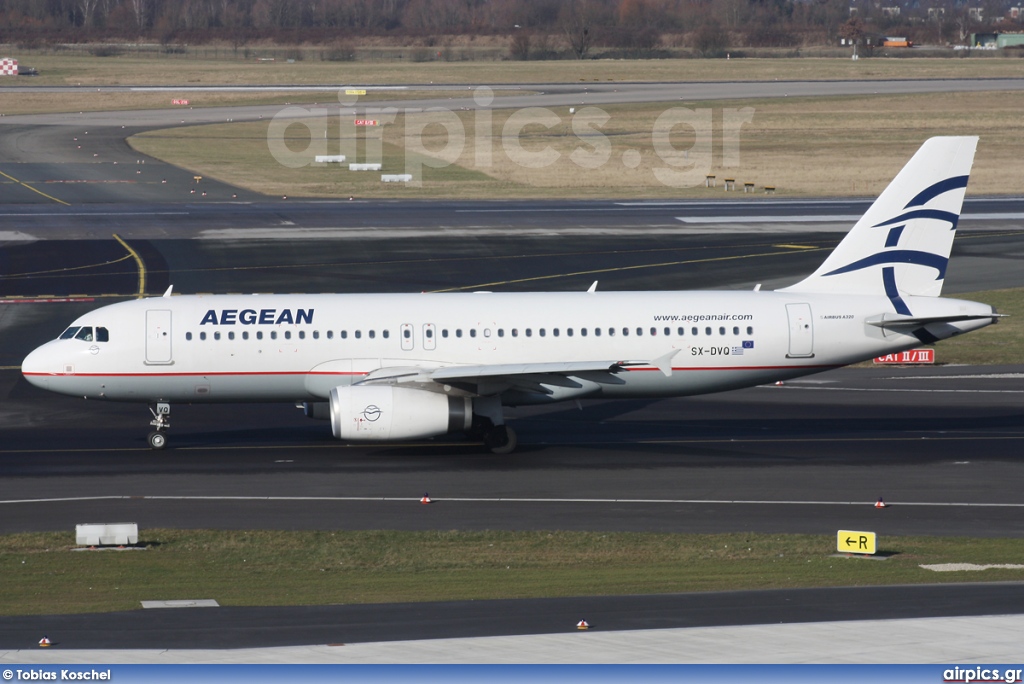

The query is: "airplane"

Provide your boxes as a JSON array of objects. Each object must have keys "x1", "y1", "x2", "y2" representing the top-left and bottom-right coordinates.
[{"x1": 21, "y1": 136, "x2": 998, "y2": 453}]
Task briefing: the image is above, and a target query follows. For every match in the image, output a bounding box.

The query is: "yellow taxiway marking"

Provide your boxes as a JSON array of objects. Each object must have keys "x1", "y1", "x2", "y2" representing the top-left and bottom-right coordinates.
[
  {"x1": 432, "y1": 247, "x2": 828, "y2": 293},
  {"x1": 0, "y1": 254, "x2": 132, "y2": 281},
  {"x1": 773, "y1": 244, "x2": 818, "y2": 250},
  {"x1": 0, "y1": 169, "x2": 70, "y2": 206},
  {"x1": 112, "y1": 233, "x2": 146, "y2": 298}
]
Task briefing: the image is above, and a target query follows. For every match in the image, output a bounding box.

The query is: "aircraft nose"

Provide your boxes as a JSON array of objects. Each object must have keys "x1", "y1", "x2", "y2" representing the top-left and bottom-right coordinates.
[{"x1": 21, "y1": 343, "x2": 56, "y2": 391}]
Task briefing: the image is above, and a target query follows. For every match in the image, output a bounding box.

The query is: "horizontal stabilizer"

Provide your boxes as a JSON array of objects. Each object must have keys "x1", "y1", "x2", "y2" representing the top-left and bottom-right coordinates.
[{"x1": 866, "y1": 312, "x2": 1004, "y2": 328}]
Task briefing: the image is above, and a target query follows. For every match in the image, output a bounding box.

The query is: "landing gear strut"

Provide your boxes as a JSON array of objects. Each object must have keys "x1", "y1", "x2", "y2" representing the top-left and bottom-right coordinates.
[{"x1": 148, "y1": 402, "x2": 170, "y2": 449}]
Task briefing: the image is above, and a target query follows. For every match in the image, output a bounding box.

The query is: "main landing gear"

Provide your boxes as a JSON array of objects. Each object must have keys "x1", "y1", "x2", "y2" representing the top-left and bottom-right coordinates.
[
  {"x1": 471, "y1": 396, "x2": 518, "y2": 454},
  {"x1": 484, "y1": 424, "x2": 517, "y2": 455},
  {"x1": 147, "y1": 402, "x2": 170, "y2": 449}
]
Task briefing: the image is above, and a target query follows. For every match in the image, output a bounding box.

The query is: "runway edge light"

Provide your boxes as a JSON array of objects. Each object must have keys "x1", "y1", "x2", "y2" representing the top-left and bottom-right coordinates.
[{"x1": 837, "y1": 530, "x2": 877, "y2": 555}]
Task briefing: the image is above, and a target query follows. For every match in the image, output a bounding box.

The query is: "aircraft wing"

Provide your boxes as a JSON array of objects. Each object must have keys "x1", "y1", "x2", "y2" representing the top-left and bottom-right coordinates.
[{"x1": 356, "y1": 351, "x2": 680, "y2": 397}]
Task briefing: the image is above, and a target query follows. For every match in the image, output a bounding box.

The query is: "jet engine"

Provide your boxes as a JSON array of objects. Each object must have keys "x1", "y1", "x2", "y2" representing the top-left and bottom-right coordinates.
[{"x1": 329, "y1": 385, "x2": 472, "y2": 441}]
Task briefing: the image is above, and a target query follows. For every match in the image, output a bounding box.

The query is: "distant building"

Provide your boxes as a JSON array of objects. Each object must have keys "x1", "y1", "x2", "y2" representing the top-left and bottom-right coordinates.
[{"x1": 968, "y1": 31, "x2": 1024, "y2": 46}]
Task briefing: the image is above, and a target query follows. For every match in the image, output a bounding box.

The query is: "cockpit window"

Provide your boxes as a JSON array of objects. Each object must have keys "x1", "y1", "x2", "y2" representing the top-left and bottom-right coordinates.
[
  {"x1": 74, "y1": 327, "x2": 94, "y2": 342},
  {"x1": 95, "y1": 327, "x2": 109, "y2": 342},
  {"x1": 59, "y1": 327, "x2": 81, "y2": 340}
]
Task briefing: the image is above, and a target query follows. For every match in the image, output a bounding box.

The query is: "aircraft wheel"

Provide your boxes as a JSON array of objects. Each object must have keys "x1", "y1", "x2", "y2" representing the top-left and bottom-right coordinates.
[
  {"x1": 485, "y1": 425, "x2": 517, "y2": 455},
  {"x1": 148, "y1": 431, "x2": 167, "y2": 450}
]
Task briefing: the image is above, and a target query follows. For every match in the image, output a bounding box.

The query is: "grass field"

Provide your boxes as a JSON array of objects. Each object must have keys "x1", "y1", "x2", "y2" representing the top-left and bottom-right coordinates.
[
  {"x1": 925, "y1": 287, "x2": 1024, "y2": 365},
  {"x1": 3, "y1": 54, "x2": 1024, "y2": 88},
  {"x1": 3, "y1": 529, "x2": 1023, "y2": 616},
  {"x1": 129, "y1": 90, "x2": 1024, "y2": 199}
]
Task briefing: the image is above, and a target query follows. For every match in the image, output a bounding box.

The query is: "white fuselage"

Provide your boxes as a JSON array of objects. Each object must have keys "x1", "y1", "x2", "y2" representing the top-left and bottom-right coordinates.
[{"x1": 21, "y1": 289, "x2": 994, "y2": 405}]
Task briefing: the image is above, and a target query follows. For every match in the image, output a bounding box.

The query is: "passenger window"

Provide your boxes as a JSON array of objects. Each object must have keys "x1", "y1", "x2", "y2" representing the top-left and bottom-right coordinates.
[
  {"x1": 733, "y1": 326, "x2": 739, "y2": 335},
  {"x1": 539, "y1": 329, "x2": 546, "y2": 337},
  {"x1": 284, "y1": 331, "x2": 291, "y2": 340},
  {"x1": 426, "y1": 329, "x2": 433, "y2": 339},
  {"x1": 383, "y1": 330, "x2": 390, "y2": 339},
  {"x1": 498, "y1": 329, "x2": 505, "y2": 337},
  {"x1": 526, "y1": 328, "x2": 532, "y2": 337},
  {"x1": 705, "y1": 327, "x2": 712, "y2": 336},
  {"x1": 595, "y1": 328, "x2": 601, "y2": 337},
  {"x1": 243, "y1": 331, "x2": 249, "y2": 340},
  {"x1": 327, "y1": 331, "x2": 334, "y2": 339},
  {"x1": 511, "y1": 328, "x2": 518, "y2": 337},
  {"x1": 186, "y1": 332, "x2": 193, "y2": 341},
  {"x1": 403, "y1": 329, "x2": 411, "y2": 339},
  {"x1": 200, "y1": 332, "x2": 207, "y2": 341},
  {"x1": 299, "y1": 331, "x2": 306, "y2": 340},
  {"x1": 59, "y1": 327, "x2": 80, "y2": 340},
  {"x1": 581, "y1": 328, "x2": 587, "y2": 337},
  {"x1": 214, "y1": 332, "x2": 221, "y2": 341},
  {"x1": 442, "y1": 329, "x2": 449, "y2": 338},
  {"x1": 719, "y1": 327, "x2": 726, "y2": 335},
  {"x1": 677, "y1": 327, "x2": 684, "y2": 336},
  {"x1": 567, "y1": 329, "x2": 573, "y2": 337},
  {"x1": 257, "y1": 331, "x2": 263, "y2": 340},
  {"x1": 313, "y1": 331, "x2": 319, "y2": 340},
  {"x1": 341, "y1": 331, "x2": 348, "y2": 339},
  {"x1": 228, "y1": 331, "x2": 235, "y2": 340},
  {"x1": 692, "y1": 327, "x2": 698, "y2": 336},
  {"x1": 747, "y1": 326, "x2": 754, "y2": 335},
  {"x1": 75, "y1": 327, "x2": 94, "y2": 342},
  {"x1": 470, "y1": 329, "x2": 477, "y2": 338},
  {"x1": 553, "y1": 328, "x2": 559, "y2": 337},
  {"x1": 369, "y1": 330, "x2": 376, "y2": 339},
  {"x1": 355, "y1": 330, "x2": 362, "y2": 339},
  {"x1": 456, "y1": 329, "x2": 463, "y2": 338},
  {"x1": 653, "y1": 328, "x2": 659, "y2": 336},
  {"x1": 484, "y1": 329, "x2": 491, "y2": 338},
  {"x1": 609, "y1": 328, "x2": 615, "y2": 337},
  {"x1": 96, "y1": 327, "x2": 109, "y2": 342},
  {"x1": 271, "y1": 331, "x2": 277, "y2": 340}
]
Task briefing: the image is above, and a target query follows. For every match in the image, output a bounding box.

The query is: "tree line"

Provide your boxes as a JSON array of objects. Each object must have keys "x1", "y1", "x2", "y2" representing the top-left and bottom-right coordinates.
[{"x1": 0, "y1": 0, "x2": 1015, "y2": 55}]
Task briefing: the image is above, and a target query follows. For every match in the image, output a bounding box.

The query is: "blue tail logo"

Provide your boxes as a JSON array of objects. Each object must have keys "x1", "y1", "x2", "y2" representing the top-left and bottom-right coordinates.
[{"x1": 821, "y1": 175, "x2": 968, "y2": 314}]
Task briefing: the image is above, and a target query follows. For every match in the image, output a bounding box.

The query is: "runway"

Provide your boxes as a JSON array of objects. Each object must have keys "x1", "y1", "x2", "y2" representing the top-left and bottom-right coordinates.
[{"x1": 2, "y1": 80, "x2": 1024, "y2": 657}]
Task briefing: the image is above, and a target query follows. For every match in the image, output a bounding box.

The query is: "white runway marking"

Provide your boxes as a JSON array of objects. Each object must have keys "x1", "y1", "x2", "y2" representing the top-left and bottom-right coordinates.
[
  {"x1": 2, "y1": 495, "x2": 1023, "y2": 507},
  {"x1": 677, "y1": 212, "x2": 1024, "y2": 224},
  {"x1": 768, "y1": 384, "x2": 1024, "y2": 394}
]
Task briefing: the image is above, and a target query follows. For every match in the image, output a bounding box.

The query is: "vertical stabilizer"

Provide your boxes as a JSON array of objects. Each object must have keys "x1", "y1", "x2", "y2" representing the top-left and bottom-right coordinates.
[{"x1": 779, "y1": 137, "x2": 977, "y2": 308}]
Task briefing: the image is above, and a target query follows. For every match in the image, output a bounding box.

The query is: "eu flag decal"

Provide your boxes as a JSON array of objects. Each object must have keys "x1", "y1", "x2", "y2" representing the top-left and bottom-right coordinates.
[{"x1": 742, "y1": 340, "x2": 754, "y2": 349}]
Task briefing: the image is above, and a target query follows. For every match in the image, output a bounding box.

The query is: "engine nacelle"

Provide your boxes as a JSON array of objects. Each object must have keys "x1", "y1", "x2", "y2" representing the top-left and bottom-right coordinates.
[{"x1": 330, "y1": 385, "x2": 472, "y2": 441}]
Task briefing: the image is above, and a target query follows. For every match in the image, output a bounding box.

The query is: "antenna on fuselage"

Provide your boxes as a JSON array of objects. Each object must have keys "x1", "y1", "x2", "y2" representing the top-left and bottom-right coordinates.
[
  {"x1": 587, "y1": 281, "x2": 598, "y2": 293},
  {"x1": 162, "y1": 285, "x2": 174, "y2": 298}
]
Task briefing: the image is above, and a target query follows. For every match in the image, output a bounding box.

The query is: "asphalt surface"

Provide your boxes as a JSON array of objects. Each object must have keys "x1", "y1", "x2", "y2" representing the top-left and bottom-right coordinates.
[
  {"x1": 2, "y1": 80, "x2": 1024, "y2": 653},
  {"x1": 3, "y1": 584, "x2": 1024, "y2": 650}
]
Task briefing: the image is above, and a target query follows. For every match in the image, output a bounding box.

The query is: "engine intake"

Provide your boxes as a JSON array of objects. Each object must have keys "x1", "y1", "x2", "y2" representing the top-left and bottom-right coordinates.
[{"x1": 330, "y1": 385, "x2": 472, "y2": 441}]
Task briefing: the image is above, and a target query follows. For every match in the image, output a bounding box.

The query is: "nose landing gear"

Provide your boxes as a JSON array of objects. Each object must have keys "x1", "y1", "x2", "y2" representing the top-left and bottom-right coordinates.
[{"x1": 148, "y1": 402, "x2": 170, "y2": 449}]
